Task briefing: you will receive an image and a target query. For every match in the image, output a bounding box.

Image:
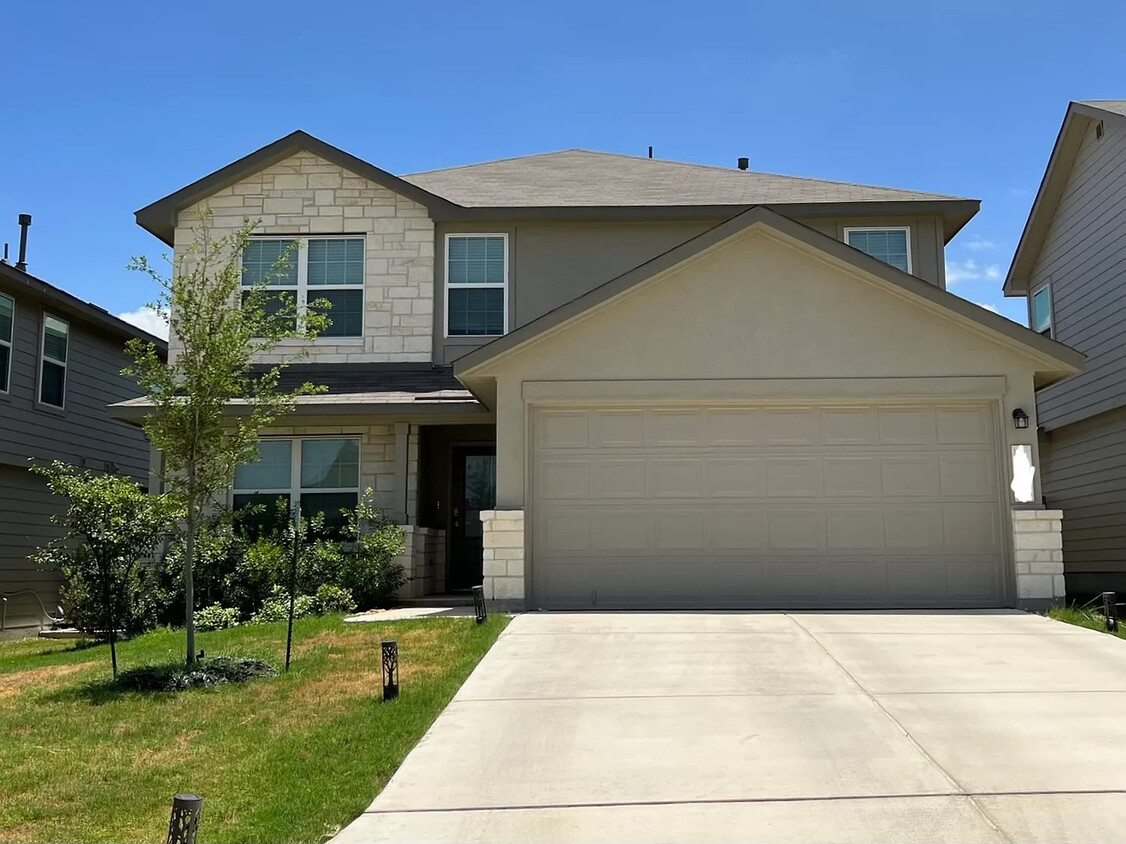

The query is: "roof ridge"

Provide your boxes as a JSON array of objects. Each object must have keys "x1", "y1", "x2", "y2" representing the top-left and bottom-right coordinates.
[{"x1": 407, "y1": 147, "x2": 968, "y2": 201}]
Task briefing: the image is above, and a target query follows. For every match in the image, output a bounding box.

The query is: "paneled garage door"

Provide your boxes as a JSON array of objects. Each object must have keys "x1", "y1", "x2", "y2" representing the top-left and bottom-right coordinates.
[{"x1": 531, "y1": 402, "x2": 1006, "y2": 609}]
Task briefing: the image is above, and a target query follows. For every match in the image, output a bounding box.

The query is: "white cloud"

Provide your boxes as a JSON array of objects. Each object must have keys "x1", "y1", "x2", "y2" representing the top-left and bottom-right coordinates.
[
  {"x1": 117, "y1": 307, "x2": 169, "y2": 340},
  {"x1": 946, "y1": 259, "x2": 1002, "y2": 285},
  {"x1": 965, "y1": 239, "x2": 995, "y2": 251},
  {"x1": 973, "y1": 302, "x2": 999, "y2": 314}
]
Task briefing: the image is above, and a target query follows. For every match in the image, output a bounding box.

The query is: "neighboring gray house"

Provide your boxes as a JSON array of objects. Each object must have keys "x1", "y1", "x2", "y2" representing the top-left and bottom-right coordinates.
[
  {"x1": 0, "y1": 223, "x2": 166, "y2": 636},
  {"x1": 124, "y1": 132, "x2": 1081, "y2": 611},
  {"x1": 1004, "y1": 100, "x2": 1126, "y2": 598}
]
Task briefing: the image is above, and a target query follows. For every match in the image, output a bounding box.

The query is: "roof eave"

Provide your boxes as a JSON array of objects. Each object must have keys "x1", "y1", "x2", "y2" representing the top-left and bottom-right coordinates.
[{"x1": 135, "y1": 130, "x2": 462, "y2": 246}]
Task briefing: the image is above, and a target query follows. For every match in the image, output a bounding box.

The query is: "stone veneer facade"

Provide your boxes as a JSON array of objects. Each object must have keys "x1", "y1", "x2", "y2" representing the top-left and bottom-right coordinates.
[
  {"x1": 172, "y1": 150, "x2": 434, "y2": 364},
  {"x1": 481, "y1": 510, "x2": 525, "y2": 606},
  {"x1": 1012, "y1": 508, "x2": 1066, "y2": 607}
]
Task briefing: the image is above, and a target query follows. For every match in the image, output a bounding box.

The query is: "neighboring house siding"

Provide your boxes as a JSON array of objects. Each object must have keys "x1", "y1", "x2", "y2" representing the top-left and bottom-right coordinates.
[
  {"x1": 0, "y1": 466, "x2": 64, "y2": 630},
  {"x1": 0, "y1": 291, "x2": 151, "y2": 481},
  {"x1": 1031, "y1": 117, "x2": 1126, "y2": 429},
  {"x1": 172, "y1": 151, "x2": 435, "y2": 365},
  {"x1": 434, "y1": 215, "x2": 947, "y2": 364},
  {"x1": 1041, "y1": 407, "x2": 1126, "y2": 594}
]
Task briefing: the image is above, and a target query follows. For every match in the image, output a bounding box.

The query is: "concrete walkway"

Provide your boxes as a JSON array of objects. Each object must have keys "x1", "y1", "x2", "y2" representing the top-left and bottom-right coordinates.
[{"x1": 333, "y1": 610, "x2": 1126, "y2": 843}]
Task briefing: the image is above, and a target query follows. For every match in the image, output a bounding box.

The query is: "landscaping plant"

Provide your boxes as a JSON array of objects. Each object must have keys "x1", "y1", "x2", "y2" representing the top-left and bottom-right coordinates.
[
  {"x1": 124, "y1": 213, "x2": 327, "y2": 665},
  {"x1": 31, "y1": 462, "x2": 180, "y2": 677}
]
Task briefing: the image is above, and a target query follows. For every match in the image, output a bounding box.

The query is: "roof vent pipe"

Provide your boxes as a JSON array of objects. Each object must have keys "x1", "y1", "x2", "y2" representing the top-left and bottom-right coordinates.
[
  {"x1": 15, "y1": 214, "x2": 31, "y2": 271},
  {"x1": 737, "y1": 157, "x2": 749, "y2": 171}
]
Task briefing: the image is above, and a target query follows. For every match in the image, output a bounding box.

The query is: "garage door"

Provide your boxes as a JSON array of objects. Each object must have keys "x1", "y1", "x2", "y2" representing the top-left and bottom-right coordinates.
[{"x1": 532, "y1": 402, "x2": 1006, "y2": 609}]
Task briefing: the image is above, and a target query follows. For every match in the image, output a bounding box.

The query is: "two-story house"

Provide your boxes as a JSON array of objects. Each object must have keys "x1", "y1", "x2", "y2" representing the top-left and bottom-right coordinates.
[
  {"x1": 127, "y1": 131, "x2": 1081, "y2": 611},
  {"x1": 0, "y1": 218, "x2": 167, "y2": 636},
  {"x1": 1004, "y1": 100, "x2": 1126, "y2": 600}
]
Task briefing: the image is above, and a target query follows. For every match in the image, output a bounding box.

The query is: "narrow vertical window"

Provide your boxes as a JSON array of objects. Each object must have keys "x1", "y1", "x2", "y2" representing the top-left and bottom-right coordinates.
[
  {"x1": 1031, "y1": 284, "x2": 1052, "y2": 338},
  {"x1": 446, "y1": 235, "x2": 507, "y2": 336},
  {"x1": 0, "y1": 293, "x2": 13, "y2": 394},
  {"x1": 39, "y1": 314, "x2": 68, "y2": 408}
]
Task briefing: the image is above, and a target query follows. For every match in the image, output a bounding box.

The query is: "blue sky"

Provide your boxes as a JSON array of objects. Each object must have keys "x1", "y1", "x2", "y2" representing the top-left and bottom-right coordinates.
[{"x1": 2, "y1": 1, "x2": 1123, "y2": 338}]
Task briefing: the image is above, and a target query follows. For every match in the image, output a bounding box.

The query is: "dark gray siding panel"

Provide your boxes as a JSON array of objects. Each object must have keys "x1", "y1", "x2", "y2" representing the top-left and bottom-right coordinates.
[
  {"x1": 1033, "y1": 117, "x2": 1126, "y2": 429},
  {"x1": 0, "y1": 466, "x2": 64, "y2": 630},
  {"x1": 0, "y1": 284, "x2": 151, "y2": 482},
  {"x1": 1041, "y1": 408, "x2": 1126, "y2": 594}
]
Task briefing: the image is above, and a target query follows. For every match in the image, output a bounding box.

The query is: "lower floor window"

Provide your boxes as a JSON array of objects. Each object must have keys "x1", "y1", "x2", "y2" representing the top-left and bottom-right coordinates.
[{"x1": 233, "y1": 437, "x2": 360, "y2": 538}]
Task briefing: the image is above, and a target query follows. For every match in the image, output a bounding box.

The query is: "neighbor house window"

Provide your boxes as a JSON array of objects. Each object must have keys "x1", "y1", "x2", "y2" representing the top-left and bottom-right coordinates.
[
  {"x1": 446, "y1": 235, "x2": 507, "y2": 336},
  {"x1": 233, "y1": 438, "x2": 361, "y2": 537},
  {"x1": 0, "y1": 293, "x2": 13, "y2": 394},
  {"x1": 241, "y1": 237, "x2": 364, "y2": 338},
  {"x1": 1032, "y1": 284, "x2": 1053, "y2": 338},
  {"x1": 844, "y1": 227, "x2": 911, "y2": 273},
  {"x1": 38, "y1": 314, "x2": 68, "y2": 408}
]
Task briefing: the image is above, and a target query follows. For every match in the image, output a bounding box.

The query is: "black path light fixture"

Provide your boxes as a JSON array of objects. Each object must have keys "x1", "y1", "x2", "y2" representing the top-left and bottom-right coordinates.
[
  {"x1": 382, "y1": 640, "x2": 399, "y2": 701},
  {"x1": 166, "y1": 793, "x2": 203, "y2": 844},
  {"x1": 1012, "y1": 408, "x2": 1030, "y2": 429},
  {"x1": 472, "y1": 584, "x2": 488, "y2": 625},
  {"x1": 1103, "y1": 592, "x2": 1119, "y2": 632}
]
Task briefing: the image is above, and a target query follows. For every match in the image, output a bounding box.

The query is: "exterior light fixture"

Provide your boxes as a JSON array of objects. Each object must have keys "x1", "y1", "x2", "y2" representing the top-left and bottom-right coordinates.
[
  {"x1": 1103, "y1": 592, "x2": 1119, "y2": 632},
  {"x1": 472, "y1": 585, "x2": 488, "y2": 625},
  {"x1": 1012, "y1": 408, "x2": 1030, "y2": 429},
  {"x1": 166, "y1": 793, "x2": 203, "y2": 844},
  {"x1": 381, "y1": 640, "x2": 399, "y2": 701}
]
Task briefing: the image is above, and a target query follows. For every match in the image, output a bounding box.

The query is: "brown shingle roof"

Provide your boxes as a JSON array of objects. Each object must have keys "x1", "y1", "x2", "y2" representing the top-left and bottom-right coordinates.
[
  {"x1": 1077, "y1": 100, "x2": 1126, "y2": 118},
  {"x1": 404, "y1": 149, "x2": 969, "y2": 208}
]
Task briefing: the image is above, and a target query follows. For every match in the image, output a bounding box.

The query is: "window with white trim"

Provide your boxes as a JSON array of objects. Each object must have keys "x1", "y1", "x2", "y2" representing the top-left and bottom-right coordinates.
[
  {"x1": 446, "y1": 235, "x2": 507, "y2": 336},
  {"x1": 233, "y1": 438, "x2": 361, "y2": 537},
  {"x1": 0, "y1": 293, "x2": 13, "y2": 394},
  {"x1": 39, "y1": 314, "x2": 68, "y2": 408},
  {"x1": 1032, "y1": 284, "x2": 1053, "y2": 338},
  {"x1": 241, "y1": 237, "x2": 365, "y2": 338},
  {"x1": 844, "y1": 227, "x2": 911, "y2": 273}
]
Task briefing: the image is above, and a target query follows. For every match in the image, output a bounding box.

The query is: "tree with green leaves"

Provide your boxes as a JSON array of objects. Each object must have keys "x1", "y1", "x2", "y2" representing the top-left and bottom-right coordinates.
[
  {"x1": 124, "y1": 213, "x2": 326, "y2": 665},
  {"x1": 31, "y1": 462, "x2": 181, "y2": 677}
]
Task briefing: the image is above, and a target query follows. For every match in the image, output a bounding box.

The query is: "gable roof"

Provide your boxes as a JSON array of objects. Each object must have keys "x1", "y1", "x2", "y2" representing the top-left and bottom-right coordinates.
[
  {"x1": 1004, "y1": 100, "x2": 1126, "y2": 295},
  {"x1": 0, "y1": 261, "x2": 168, "y2": 350},
  {"x1": 135, "y1": 131, "x2": 461, "y2": 246},
  {"x1": 455, "y1": 206, "x2": 1083, "y2": 388}
]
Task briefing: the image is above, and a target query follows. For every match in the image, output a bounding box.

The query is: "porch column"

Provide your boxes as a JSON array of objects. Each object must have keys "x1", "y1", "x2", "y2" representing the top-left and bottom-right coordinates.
[
  {"x1": 1012, "y1": 508, "x2": 1066, "y2": 608},
  {"x1": 481, "y1": 509, "x2": 524, "y2": 608},
  {"x1": 392, "y1": 422, "x2": 410, "y2": 525}
]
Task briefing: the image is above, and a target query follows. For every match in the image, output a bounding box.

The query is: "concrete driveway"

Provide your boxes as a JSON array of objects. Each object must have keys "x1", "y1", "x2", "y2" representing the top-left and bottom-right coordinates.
[{"x1": 334, "y1": 611, "x2": 1126, "y2": 843}]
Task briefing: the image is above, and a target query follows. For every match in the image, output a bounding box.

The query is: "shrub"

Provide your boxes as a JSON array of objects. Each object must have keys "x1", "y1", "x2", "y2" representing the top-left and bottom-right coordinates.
[
  {"x1": 338, "y1": 496, "x2": 405, "y2": 609},
  {"x1": 252, "y1": 585, "x2": 317, "y2": 623},
  {"x1": 116, "y1": 656, "x2": 278, "y2": 692},
  {"x1": 194, "y1": 603, "x2": 241, "y2": 632},
  {"x1": 313, "y1": 584, "x2": 356, "y2": 615}
]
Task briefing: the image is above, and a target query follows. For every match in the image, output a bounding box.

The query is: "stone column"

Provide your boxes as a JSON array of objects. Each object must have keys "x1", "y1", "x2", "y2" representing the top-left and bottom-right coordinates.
[
  {"x1": 1012, "y1": 508, "x2": 1065, "y2": 608},
  {"x1": 481, "y1": 509, "x2": 525, "y2": 609}
]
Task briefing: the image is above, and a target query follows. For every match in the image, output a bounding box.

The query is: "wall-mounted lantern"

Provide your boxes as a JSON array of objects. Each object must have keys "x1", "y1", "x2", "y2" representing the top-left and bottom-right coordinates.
[{"x1": 1012, "y1": 408, "x2": 1030, "y2": 429}]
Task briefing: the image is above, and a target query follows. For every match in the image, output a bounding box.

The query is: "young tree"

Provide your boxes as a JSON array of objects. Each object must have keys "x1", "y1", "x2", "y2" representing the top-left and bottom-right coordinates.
[
  {"x1": 32, "y1": 462, "x2": 180, "y2": 677},
  {"x1": 125, "y1": 213, "x2": 326, "y2": 665}
]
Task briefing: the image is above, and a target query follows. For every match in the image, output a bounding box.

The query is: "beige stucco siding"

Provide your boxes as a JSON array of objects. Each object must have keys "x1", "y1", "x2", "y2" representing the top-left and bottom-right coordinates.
[
  {"x1": 172, "y1": 151, "x2": 434, "y2": 364},
  {"x1": 481, "y1": 227, "x2": 1045, "y2": 509}
]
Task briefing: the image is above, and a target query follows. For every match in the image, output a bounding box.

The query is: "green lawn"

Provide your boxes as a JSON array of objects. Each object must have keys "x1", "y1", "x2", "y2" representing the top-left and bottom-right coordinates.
[
  {"x1": 0, "y1": 613, "x2": 508, "y2": 843},
  {"x1": 1048, "y1": 604, "x2": 1126, "y2": 639}
]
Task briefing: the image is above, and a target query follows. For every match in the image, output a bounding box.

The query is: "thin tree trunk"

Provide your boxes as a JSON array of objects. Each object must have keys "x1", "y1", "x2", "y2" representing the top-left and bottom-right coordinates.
[
  {"x1": 102, "y1": 564, "x2": 117, "y2": 679},
  {"x1": 184, "y1": 504, "x2": 196, "y2": 666}
]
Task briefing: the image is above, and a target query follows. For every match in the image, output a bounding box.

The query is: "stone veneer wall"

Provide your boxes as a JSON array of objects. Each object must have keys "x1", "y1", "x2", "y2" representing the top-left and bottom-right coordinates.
[
  {"x1": 396, "y1": 526, "x2": 445, "y2": 598},
  {"x1": 172, "y1": 150, "x2": 434, "y2": 364},
  {"x1": 481, "y1": 510, "x2": 525, "y2": 605},
  {"x1": 1013, "y1": 508, "x2": 1066, "y2": 607}
]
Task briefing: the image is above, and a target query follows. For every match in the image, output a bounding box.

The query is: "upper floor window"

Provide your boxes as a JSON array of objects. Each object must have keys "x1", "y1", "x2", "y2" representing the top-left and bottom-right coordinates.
[
  {"x1": 446, "y1": 235, "x2": 507, "y2": 337},
  {"x1": 844, "y1": 227, "x2": 911, "y2": 273},
  {"x1": 1032, "y1": 284, "x2": 1053, "y2": 338},
  {"x1": 242, "y1": 237, "x2": 365, "y2": 339},
  {"x1": 0, "y1": 293, "x2": 13, "y2": 394},
  {"x1": 233, "y1": 437, "x2": 360, "y2": 538},
  {"x1": 39, "y1": 314, "x2": 68, "y2": 408}
]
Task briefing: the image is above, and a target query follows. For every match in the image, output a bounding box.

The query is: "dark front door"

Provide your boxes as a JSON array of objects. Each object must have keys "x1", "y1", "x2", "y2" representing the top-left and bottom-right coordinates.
[{"x1": 449, "y1": 447, "x2": 496, "y2": 590}]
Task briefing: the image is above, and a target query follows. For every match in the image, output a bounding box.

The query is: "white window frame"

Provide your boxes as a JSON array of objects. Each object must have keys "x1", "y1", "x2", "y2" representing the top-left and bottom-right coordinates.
[
  {"x1": 242, "y1": 235, "x2": 365, "y2": 340},
  {"x1": 1030, "y1": 282, "x2": 1053, "y2": 338},
  {"x1": 0, "y1": 292, "x2": 13, "y2": 395},
  {"x1": 843, "y1": 226, "x2": 913, "y2": 274},
  {"x1": 444, "y1": 233, "x2": 509, "y2": 338},
  {"x1": 38, "y1": 312, "x2": 68, "y2": 410},
  {"x1": 232, "y1": 437, "x2": 362, "y2": 518}
]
